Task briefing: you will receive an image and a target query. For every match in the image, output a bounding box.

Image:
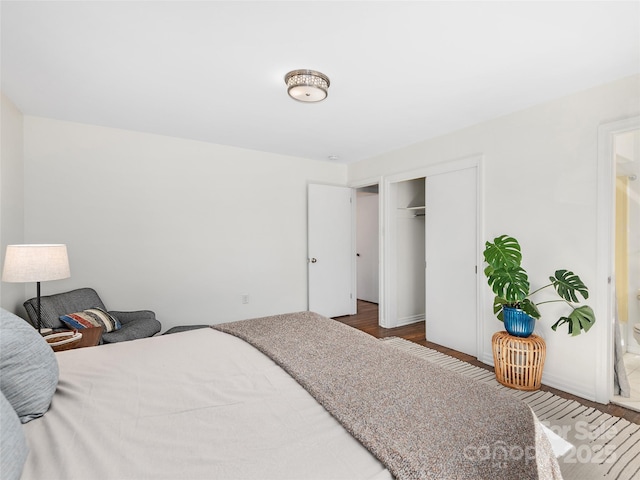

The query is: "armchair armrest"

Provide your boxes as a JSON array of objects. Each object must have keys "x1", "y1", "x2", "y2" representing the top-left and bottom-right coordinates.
[
  {"x1": 102, "y1": 310, "x2": 161, "y2": 343},
  {"x1": 108, "y1": 310, "x2": 157, "y2": 325}
]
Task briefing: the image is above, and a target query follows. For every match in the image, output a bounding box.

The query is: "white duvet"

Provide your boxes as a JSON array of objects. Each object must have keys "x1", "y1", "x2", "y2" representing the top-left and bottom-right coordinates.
[{"x1": 22, "y1": 328, "x2": 392, "y2": 480}]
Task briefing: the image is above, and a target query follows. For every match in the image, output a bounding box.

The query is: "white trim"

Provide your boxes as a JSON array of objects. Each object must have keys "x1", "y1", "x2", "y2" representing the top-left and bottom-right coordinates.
[
  {"x1": 476, "y1": 156, "x2": 485, "y2": 361},
  {"x1": 481, "y1": 350, "x2": 597, "y2": 401},
  {"x1": 542, "y1": 372, "x2": 599, "y2": 403},
  {"x1": 480, "y1": 351, "x2": 494, "y2": 366},
  {"x1": 381, "y1": 154, "x2": 484, "y2": 359},
  {"x1": 350, "y1": 189, "x2": 357, "y2": 315},
  {"x1": 382, "y1": 178, "x2": 397, "y2": 328},
  {"x1": 384, "y1": 154, "x2": 481, "y2": 185},
  {"x1": 395, "y1": 314, "x2": 425, "y2": 327},
  {"x1": 349, "y1": 176, "x2": 384, "y2": 324},
  {"x1": 349, "y1": 176, "x2": 383, "y2": 189},
  {"x1": 596, "y1": 116, "x2": 640, "y2": 404}
]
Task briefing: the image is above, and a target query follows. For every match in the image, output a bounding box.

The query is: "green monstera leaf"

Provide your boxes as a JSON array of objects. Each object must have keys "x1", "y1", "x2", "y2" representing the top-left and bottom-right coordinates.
[
  {"x1": 483, "y1": 234, "x2": 596, "y2": 336},
  {"x1": 484, "y1": 235, "x2": 522, "y2": 271},
  {"x1": 519, "y1": 298, "x2": 541, "y2": 320},
  {"x1": 550, "y1": 269, "x2": 589, "y2": 303},
  {"x1": 551, "y1": 305, "x2": 596, "y2": 336},
  {"x1": 486, "y1": 265, "x2": 530, "y2": 303},
  {"x1": 493, "y1": 297, "x2": 540, "y2": 321},
  {"x1": 493, "y1": 296, "x2": 508, "y2": 321}
]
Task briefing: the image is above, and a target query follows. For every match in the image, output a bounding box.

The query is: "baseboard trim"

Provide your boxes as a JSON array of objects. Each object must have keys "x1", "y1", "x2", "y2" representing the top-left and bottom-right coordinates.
[
  {"x1": 394, "y1": 314, "x2": 425, "y2": 328},
  {"x1": 480, "y1": 351, "x2": 597, "y2": 402}
]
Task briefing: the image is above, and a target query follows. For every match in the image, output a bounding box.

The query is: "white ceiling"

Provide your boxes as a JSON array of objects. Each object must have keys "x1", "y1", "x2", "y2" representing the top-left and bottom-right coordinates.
[{"x1": 2, "y1": 1, "x2": 639, "y2": 164}]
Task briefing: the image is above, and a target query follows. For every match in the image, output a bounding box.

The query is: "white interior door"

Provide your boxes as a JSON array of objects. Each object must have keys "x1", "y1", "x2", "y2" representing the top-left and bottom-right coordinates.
[
  {"x1": 424, "y1": 166, "x2": 478, "y2": 356},
  {"x1": 308, "y1": 184, "x2": 354, "y2": 318}
]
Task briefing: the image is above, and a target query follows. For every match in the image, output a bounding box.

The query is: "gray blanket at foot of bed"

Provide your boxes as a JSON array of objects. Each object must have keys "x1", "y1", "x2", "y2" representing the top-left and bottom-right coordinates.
[{"x1": 213, "y1": 311, "x2": 562, "y2": 480}]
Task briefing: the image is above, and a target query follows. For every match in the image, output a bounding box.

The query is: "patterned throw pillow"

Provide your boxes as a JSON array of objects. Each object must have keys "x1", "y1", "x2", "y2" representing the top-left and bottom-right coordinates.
[{"x1": 60, "y1": 307, "x2": 121, "y2": 333}]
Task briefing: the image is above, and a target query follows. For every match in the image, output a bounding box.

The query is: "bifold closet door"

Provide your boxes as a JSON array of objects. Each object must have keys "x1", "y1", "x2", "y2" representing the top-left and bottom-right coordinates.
[
  {"x1": 424, "y1": 166, "x2": 478, "y2": 357},
  {"x1": 308, "y1": 184, "x2": 354, "y2": 318}
]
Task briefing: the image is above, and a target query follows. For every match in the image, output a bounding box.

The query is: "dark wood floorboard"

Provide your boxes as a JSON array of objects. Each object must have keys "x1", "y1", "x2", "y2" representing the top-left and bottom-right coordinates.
[{"x1": 335, "y1": 300, "x2": 640, "y2": 425}]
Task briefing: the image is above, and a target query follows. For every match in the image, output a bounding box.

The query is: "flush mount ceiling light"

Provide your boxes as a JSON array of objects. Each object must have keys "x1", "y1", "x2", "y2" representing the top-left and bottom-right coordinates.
[{"x1": 284, "y1": 69, "x2": 330, "y2": 103}]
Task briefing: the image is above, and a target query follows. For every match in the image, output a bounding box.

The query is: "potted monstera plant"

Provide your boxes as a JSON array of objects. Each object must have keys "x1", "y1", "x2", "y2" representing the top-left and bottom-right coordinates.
[{"x1": 483, "y1": 235, "x2": 596, "y2": 337}]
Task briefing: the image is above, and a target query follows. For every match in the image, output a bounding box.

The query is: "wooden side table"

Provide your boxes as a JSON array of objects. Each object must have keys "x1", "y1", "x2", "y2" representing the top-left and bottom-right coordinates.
[
  {"x1": 492, "y1": 331, "x2": 546, "y2": 391},
  {"x1": 75, "y1": 326, "x2": 102, "y2": 348},
  {"x1": 44, "y1": 326, "x2": 102, "y2": 352}
]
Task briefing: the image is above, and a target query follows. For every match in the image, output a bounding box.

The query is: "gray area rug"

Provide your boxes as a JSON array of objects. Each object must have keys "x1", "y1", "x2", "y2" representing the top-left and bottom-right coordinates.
[{"x1": 383, "y1": 337, "x2": 640, "y2": 480}]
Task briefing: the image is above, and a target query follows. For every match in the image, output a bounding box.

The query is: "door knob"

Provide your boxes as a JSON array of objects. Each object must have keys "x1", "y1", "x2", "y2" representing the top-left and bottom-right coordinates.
[{"x1": 310, "y1": 258, "x2": 317, "y2": 263}]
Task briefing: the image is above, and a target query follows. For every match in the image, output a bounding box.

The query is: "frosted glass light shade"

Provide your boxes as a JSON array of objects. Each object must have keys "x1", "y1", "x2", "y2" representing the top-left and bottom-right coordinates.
[
  {"x1": 285, "y1": 69, "x2": 330, "y2": 103},
  {"x1": 2, "y1": 244, "x2": 70, "y2": 283}
]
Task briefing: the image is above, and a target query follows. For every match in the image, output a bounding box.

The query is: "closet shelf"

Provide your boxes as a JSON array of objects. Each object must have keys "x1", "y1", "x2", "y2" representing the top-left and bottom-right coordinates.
[{"x1": 398, "y1": 205, "x2": 426, "y2": 210}]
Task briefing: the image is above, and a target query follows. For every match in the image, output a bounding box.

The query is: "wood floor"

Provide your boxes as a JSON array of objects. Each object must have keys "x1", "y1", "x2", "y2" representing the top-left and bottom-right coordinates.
[{"x1": 334, "y1": 300, "x2": 640, "y2": 425}]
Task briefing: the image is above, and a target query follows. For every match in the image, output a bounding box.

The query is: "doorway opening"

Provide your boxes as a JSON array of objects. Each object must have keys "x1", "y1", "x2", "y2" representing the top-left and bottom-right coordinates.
[
  {"x1": 355, "y1": 184, "x2": 380, "y2": 321},
  {"x1": 387, "y1": 177, "x2": 426, "y2": 328},
  {"x1": 611, "y1": 128, "x2": 640, "y2": 411}
]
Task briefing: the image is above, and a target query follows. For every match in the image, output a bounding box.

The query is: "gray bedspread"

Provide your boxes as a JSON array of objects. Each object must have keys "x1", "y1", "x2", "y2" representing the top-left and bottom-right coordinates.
[
  {"x1": 22, "y1": 326, "x2": 392, "y2": 480},
  {"x1": 214, "y1": 311, "x2": 563, "y2": 480}
]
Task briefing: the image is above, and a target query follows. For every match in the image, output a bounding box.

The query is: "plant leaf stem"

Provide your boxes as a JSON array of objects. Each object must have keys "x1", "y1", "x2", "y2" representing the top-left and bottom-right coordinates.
[{"x1": 528, "y1": 283, "x2": 553, "y2": 297}]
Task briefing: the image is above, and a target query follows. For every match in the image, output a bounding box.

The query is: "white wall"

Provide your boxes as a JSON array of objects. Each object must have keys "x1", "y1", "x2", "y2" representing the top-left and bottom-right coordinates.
[
  {"x1": 23, "y1": 116, "x2": 346, "y2": 330},
  {"x1": 0, "y1": 93, "x2": 26, "y2": 312},
  {"x1": 349, "y1": 74, "x2": 640, "y2": 401}
]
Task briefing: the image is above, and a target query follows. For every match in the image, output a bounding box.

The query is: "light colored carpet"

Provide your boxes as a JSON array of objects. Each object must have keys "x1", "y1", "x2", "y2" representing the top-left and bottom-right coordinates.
[{"x1": 383, "y1": 337, "x2": 640, "y2": 480}]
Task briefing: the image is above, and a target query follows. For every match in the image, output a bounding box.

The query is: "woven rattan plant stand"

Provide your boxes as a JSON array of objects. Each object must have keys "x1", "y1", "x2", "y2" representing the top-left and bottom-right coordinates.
[{"x1": 492, "y1": 331, "x2": 546, "y2": 391}]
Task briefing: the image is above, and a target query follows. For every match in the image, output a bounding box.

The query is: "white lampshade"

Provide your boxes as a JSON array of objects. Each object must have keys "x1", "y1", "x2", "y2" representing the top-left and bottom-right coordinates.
[{"x1": 2, "y1": 244, "x2": 70, "y2": 283}]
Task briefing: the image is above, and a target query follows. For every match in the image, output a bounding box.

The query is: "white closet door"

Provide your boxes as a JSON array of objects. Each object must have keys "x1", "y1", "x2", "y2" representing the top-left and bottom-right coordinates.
[
  {"x1": 425, "y1": 166, "x2": 477, "y2": 356},
  {"x1": 308, "y1": 184, "x2": 354, "y2": 318}
]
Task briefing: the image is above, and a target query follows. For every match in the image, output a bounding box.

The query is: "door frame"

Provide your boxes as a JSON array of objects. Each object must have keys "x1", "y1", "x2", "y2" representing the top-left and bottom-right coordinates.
[
  {"x1": 378, "y1": 154, "x2": 485, "y2": 358},
  {"x1": 349, "y1": 177, "x2": 383, "y2": 322},
  {"x1": 596, "y1": 115, "x2": 640, "y2": 404}
]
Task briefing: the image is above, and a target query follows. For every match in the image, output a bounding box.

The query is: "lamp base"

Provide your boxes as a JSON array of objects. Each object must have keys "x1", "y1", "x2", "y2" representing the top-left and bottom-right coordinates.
[{"x1": 36, "y1": 281, "x2": 42, "y2": 333}]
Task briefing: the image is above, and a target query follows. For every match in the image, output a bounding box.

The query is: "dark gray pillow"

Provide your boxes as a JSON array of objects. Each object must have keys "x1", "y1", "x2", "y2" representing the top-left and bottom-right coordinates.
[
  {"x1": 0, "y1": 308, "x2": 59, "y2": 423},
  {"x1": 0, "y1": 390, "x2": 28, "y2": 480}
]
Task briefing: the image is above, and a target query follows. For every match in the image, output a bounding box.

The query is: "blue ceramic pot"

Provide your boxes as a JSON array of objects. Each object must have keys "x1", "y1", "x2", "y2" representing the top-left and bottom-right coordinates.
[{"x1": 503, "y1": 306, "x2": 535, "y2": 338}]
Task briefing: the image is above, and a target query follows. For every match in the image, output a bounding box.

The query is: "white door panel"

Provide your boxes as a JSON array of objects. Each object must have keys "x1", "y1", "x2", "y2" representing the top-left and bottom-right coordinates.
[
  {"x1": 425, "y1": 167, "x2": 477, "y2": 356},
  {"x1": 308, "y1": 184, "x2": 353, "y2": 318}
]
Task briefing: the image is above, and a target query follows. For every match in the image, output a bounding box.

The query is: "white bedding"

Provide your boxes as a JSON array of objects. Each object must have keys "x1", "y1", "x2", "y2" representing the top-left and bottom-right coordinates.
[{"x1": 22, "y1": 328, "x2": 392, "y2": 480}]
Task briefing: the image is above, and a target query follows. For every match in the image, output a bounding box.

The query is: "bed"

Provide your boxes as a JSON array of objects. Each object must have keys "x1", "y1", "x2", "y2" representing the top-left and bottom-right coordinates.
[{"x1": 1, "y1": 309, "x2": 562, "y2": 479}]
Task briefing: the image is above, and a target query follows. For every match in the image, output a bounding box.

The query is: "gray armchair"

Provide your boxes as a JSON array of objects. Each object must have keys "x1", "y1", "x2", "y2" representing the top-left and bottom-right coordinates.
[{"x1": 23, "y1": 288, "x2": 161, "y2": 344}]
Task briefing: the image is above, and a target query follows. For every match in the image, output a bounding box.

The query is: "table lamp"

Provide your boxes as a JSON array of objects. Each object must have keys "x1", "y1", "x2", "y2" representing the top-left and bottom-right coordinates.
[{"x1": 2, "y1": 244, "x2": 71, "y2": 332}]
